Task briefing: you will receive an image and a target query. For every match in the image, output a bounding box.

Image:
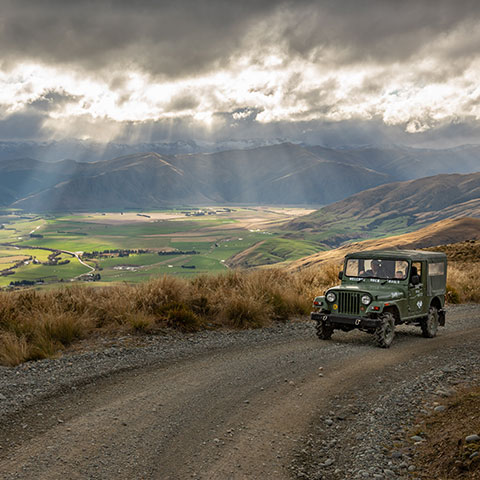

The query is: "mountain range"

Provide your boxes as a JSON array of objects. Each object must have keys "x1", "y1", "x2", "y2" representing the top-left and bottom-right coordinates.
[
  {"x1": 0, "y1": 142, "x2": 479, "y2": 211},
  {"x1": 287, "y1": 172, "x2": 480, "y2": 232},
  {"x1": 0, "y1": 139, "x2": 287, "y2": 163},
  {"x1": 304, "y1": 144, "x2": 480, "y2": 181}
]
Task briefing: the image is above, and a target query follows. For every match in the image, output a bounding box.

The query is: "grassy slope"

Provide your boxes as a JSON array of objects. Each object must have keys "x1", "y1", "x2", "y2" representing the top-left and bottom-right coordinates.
[
  {"x1": 286, "y1": 217, "x2": 480, "y2": 270},
  {"x1": 227, "y1": 237, "x2": 321, "y2": 268},
  {"x1": 284, "y1": 172, "x2": 480, "y2": 249}
]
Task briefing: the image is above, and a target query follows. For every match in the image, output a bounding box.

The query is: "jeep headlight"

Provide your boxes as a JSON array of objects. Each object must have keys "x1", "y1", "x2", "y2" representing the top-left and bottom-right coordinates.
[
  {"x1": 361, "y1": 294, "x2": 372, "y2": 305},
  {"x1": 326, "y1": 292, "x2": 336, "y2": 303}
]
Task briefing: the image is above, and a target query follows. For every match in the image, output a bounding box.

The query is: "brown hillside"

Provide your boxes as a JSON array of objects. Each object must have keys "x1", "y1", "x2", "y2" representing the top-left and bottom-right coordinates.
[
  {"x1": 227, "y1": 241, "x2": 266, "y2": 268},
  {"x1": 321, "y1": 172, "x2": 480, "y2": 220},
  {"x1": 428, "y1": 240, "x2": 480, "y2": 263},
  {"x1": 287, "y1": 172, "x2": 480, "y2": 232},
  {"x1": 287, "y1": 217, "x2": 480, "y2": 270}
]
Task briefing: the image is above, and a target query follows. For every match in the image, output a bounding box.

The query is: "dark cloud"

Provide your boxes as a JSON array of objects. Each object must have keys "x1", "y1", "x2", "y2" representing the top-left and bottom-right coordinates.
[
  {"x1": 0, "y1": 0, "x2": 280, "y2": 78},
  {"x1": 2, "y1": 1, "x2": 480, "y2": 147},
  {"x1": 29, "y1": 89, "x2": 81, "y2": 112},
  {"x1": 167, "y1": 93, "x2": 200, "y2": 112},
  {"x1": 2, "y1": 0, "x2": 479, "y2": 79},
  {"x1": 250, "y1": 117, "x2": 480, "y2": 149},
  {"x1": 290, "y1": 78, "x2": 339, "y2": 107},
  {"x1": 274, "y1": 1, "x2": 480, "y2": 66}
]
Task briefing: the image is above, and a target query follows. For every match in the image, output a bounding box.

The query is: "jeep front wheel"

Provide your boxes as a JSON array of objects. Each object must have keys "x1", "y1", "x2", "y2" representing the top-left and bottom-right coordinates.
[
  {"x1": 421, "y1": 306, "x2": 439, "y2": 338},
  {"x1": 316, "y1": 320, "x2": 333, "y2": 340},
  {"x1": 374, "y1": 312, "x2": 395, "y2": 348}
]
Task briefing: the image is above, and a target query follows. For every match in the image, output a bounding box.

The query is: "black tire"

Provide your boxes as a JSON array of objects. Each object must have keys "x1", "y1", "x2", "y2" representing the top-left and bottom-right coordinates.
[
  {"x1": 421, "y1": 306, "x2": 439, "y2": 338},
  {"x1": 316, "y1": 320, "x2": 333, "y2": 340},
  {"x1": 374, "y1": 312, "x2": 395, "y2": 348}
]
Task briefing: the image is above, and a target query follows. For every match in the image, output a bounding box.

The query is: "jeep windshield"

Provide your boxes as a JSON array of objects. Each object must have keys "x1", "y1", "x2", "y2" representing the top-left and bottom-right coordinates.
[{"x1": 345, "y1": 258, "x2": 409, "y2": 280}]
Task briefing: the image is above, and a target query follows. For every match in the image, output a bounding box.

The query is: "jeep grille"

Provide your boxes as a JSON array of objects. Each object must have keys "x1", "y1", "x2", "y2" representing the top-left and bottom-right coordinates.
[{"x1": 338, "y1": 291, "x2": 361, "y2": 315}]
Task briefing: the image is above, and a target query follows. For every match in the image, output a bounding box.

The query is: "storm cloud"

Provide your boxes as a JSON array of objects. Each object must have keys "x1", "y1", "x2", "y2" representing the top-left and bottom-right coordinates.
[
  {"x1": 0, "y1": 0, "x2": 278, "y2": 77},
  {"x1": 1, "y1": 0, "x2": 480, "y2": 145},
  {"x1": 1, "y1": 1, "x2": 479, "y2": 76}
]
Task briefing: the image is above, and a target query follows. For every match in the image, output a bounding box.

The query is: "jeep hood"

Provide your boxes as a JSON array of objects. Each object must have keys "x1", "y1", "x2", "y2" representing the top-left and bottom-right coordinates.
[{"x1": 328, "y1": 284, "x2": 405, "y2": 300}]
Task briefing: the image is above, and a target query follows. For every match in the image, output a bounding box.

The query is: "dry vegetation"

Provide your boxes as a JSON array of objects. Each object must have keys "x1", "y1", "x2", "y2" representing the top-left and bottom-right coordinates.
[
  {"x1": 430, "y1": 241, "x2": 480, "y2": 304},
  {"x1": 446, "y1": 263, "x2": 480, "y2": 304},
  {"x1": 0, "y1": 265, "x2": 340, "y2": 366},
  {"x1": 1, "y1": 250, "x2": 477, "y2": 367}
]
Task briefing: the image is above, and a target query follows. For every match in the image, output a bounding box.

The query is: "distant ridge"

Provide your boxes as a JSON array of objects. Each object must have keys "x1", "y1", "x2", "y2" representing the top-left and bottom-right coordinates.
[
  {"x1": 3, "y1": 144, "x2": 390, "y2": 211},
  {"x1": 287, "y1": 172, "x2": 480, "y2": 233},
  {"x1": 1, "y1": 143, "x2": 479, "y2": 211}
]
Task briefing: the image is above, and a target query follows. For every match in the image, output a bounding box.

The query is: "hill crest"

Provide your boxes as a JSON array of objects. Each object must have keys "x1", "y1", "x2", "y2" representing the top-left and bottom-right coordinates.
[{"x1": 286, "y1": 217, "x2": 480, "y2": 271}]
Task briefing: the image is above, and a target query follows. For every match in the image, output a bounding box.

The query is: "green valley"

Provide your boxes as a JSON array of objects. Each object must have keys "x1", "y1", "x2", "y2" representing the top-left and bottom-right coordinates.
[{"x1": 0, "y1": 207, "x2": 318, "y2": 287}]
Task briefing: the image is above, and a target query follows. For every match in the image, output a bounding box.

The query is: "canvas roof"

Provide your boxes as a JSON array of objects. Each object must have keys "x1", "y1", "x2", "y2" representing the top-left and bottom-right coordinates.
[{"x1": 344, "y1": 249, "x2": 447, "y2": 261}]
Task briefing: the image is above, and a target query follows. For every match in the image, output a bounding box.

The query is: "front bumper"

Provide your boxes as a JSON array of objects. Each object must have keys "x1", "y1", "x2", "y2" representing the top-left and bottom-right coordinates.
[{"x1": 311, "y1": 311, "x2": 381, "y2": 329}]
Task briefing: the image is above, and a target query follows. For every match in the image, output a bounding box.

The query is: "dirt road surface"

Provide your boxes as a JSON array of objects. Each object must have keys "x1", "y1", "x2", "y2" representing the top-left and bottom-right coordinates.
[{"x1": 1, "y1": 305, "x2": 479, "y2": 479}]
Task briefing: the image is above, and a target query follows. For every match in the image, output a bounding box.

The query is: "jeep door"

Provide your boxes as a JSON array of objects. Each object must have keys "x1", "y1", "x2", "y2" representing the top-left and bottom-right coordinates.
[{"x1": 408, "y1": 261, "x2": 427, "y2": 317}]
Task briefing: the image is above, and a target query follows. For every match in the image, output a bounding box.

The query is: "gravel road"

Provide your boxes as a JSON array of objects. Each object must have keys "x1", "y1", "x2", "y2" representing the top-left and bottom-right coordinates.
[{"x1": 0, "y1": 304, "x2": 479, "y2": 479}]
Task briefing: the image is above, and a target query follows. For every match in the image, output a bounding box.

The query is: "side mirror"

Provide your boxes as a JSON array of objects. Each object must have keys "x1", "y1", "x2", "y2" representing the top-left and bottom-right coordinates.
[
  {"x1": 410, "y1": 275, "x2": 420, "y2": 286},
  {"x1": 338, "y1": 271, "x2": 343, "y2": 280}
]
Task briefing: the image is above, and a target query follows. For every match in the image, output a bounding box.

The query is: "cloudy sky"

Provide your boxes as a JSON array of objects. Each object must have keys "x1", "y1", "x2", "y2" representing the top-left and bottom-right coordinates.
[{"x1": 2, "y1": 0, "x2": 480, "y2": 146}]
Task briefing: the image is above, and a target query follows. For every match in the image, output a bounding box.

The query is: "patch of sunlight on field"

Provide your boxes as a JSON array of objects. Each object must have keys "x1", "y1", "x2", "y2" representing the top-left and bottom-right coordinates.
[
  {"x1": 98, "y1": 253, "x2": 162, "y2": 268},
  {"x1": 0, "y1": 262, "x2": 17, "y2": 270},
  {"x1": 2, "y1": 261, "x2": 90, "y2": 284}
]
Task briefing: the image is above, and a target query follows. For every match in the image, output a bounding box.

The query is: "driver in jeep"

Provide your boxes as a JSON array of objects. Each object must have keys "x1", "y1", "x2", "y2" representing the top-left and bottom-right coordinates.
[{"x1": 361, "y1": 259, "x2": 382, "y2": 277}]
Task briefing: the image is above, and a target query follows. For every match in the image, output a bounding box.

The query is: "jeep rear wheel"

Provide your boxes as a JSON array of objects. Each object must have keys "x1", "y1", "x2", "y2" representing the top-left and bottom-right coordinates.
[
  {"x1": 421, "y1": 306, "x2": 439, "y2": 338},
  {"x1": 374, "y1": 312, "x2": 395, "y2": 348},
  {"x1": 316, "y1": 320, "x2": 333, "y2": 340}
]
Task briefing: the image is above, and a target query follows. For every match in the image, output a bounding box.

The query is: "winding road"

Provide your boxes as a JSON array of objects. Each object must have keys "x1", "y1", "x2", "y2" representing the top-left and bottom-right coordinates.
[
  {"x1": 0, "y1": 305, "x2": 479, "y2": 479},
  {"x1": 62, "y1": 249, "x2": 96, "y2": 278}
]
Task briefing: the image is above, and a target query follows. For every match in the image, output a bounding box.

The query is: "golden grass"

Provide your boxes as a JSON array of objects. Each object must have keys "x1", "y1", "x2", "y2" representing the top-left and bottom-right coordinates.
[
  {"x1": 0, "y1": 260, "x2": 476, "y2": 366},
  {"x1": 0, "y1": 265, "x2": 339, "y2": 366},
  {"x1": 0, "y1": 333, "x2": 29, "y2": 366},
  {"x1": 447, "y1": 262, "x2": 480, "y2": 303}
]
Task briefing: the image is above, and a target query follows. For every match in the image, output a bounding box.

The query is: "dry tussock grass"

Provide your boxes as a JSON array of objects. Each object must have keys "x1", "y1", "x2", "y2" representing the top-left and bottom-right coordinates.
[
  {"x1": 2, "y1": 259, "x2": 475, "y2": 366},
  {"x1": 447, "y1": 262, "x2": 480, "y2": 303},
  {"x1": 0, "y1": 332, "x2": 29, "y2": 366},
  {"x1": 0, "y1": 265, "x2": 339, "y2": 366}
]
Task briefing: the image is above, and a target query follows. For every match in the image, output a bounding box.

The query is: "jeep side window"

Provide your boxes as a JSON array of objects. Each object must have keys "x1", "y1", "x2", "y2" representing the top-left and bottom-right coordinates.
[
  {"x1": 410, "y1": 262, "x2": 422, "y2": 284},
  {"x1": 428, "y1": 262, "x2": 445, "y2": 276}
]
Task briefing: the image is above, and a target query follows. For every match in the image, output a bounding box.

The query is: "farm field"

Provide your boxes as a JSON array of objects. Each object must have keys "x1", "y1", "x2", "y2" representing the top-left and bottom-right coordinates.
[{"x1": 0, "y1": 207, "x2": 318, "y2": 287}]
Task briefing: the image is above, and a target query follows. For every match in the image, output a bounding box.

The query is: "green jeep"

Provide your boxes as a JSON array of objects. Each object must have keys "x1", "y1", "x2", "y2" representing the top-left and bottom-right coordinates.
[{"x1": 311, "y1": 250, "x2": 447, "y2": 348}]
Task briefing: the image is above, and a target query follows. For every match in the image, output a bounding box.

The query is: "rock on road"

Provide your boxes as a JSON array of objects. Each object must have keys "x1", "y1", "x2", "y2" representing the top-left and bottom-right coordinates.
[{"x1": 0, "y1": 305, "x2": 479, "y2": 479}]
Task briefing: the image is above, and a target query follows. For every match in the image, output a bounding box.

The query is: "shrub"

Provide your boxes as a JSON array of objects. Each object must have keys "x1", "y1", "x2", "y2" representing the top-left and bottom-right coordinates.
[
  {"x1": 0, "y1": 333, "x2": 29, "y2": 366},
  {"x1": 40, "y1": 311, "x2": 92, "y2": 345},
  {"x1": 445, "y1": 284, "x2": 460, "y2": 304},
  {"x1": 217, "y1": 293, "x2": 272, "y2": 329},
  {"x1": 28, "y1": 332, "x2": 61, "y2": 361},
  {"x1": 125, "y1": 312, "x2": 156, "y2": 333},
  {"x1": 164, "y1": 304, "x2": 200, "y2": 332},
  {"x1": 447, "y1": 263, "x2": 480, "y2": 303},
  {"x1": 134, "y1": 276, "x2": 188, "y2": 316},
  {"x1": 188, "y1": 295, "x2": 211, "y2": 316}
]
